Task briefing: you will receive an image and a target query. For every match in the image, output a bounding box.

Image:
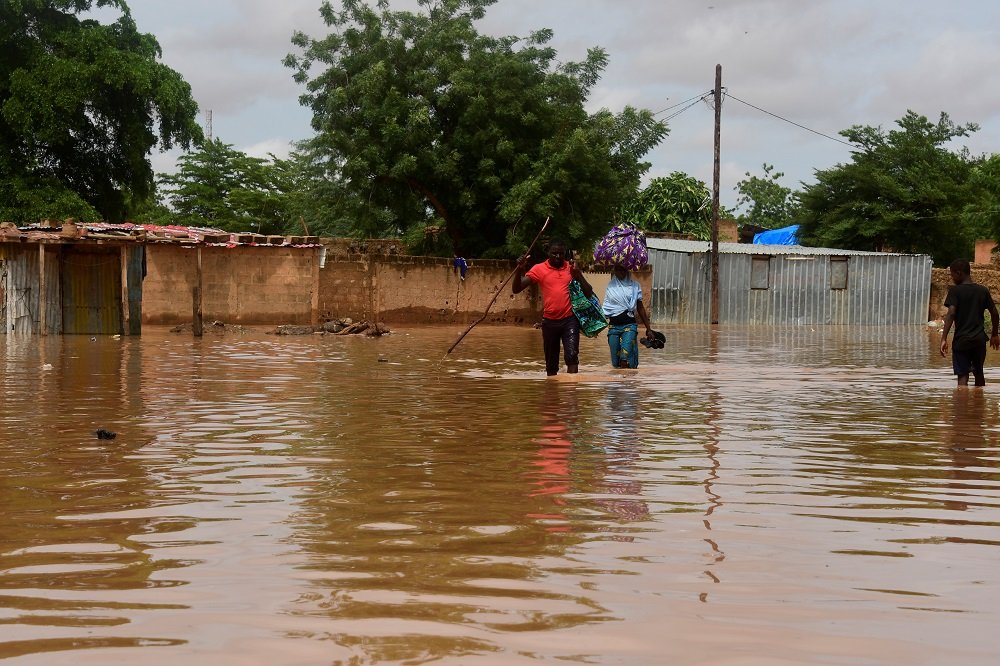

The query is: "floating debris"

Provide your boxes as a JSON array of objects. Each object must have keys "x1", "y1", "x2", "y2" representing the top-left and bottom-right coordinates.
[
  {"x1": 270, "y1": 320, "x2": 390, "y2": 336},
  {"x1": 169, "y1": 321, "x2": 252, "y2": 334}
]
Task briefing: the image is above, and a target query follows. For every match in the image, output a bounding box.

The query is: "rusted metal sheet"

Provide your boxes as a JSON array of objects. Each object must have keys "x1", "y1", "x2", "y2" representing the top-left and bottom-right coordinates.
[
  {"x1": 41, "y1": 246, "x2": 62, "y2": 334},
  {"x1": 0, "y1": 255, "x2": 6, "y2": 333},
  {"x1": 60, "y1": 248, "x2": 122, "y2": 335},
  {"x1": 648, "y1": 247, "x2": 932, "y2": 326},
  {"x1": 3, "y1": 249, "x2": 36, "y2": 334},
  {"x1": 124, "y1": 245, "x2": 144, "y2": 335},
  {"x1": 0, "y1": 246, "x2": 60, "y2": 334}
]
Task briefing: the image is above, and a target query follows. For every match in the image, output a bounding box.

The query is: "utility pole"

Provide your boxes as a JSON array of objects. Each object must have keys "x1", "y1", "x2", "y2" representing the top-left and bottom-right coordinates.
[{"x1": 711, "y1": 64, "x2": 722, "y2": 325}]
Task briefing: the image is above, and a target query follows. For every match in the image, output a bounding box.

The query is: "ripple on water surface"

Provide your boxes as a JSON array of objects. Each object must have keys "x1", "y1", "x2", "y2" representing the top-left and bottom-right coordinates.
[{"x1": 0, "y1": 326, "x2": 998, "y2": 664}]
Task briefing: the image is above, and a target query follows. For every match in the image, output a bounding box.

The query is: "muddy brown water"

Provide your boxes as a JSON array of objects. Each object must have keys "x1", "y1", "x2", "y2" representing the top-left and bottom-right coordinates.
[{"x1": 1, "y1": 325, "x2": 998, "y2": 665}]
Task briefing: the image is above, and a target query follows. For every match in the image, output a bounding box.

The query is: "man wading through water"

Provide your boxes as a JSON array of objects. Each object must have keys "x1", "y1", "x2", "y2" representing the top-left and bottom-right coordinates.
[
  {"x1": 513, "y1": 239, "x2": 596, "y2": 376},
  {"x1": 940, "y1": 258, "x2": 1000, "y2": 386}
]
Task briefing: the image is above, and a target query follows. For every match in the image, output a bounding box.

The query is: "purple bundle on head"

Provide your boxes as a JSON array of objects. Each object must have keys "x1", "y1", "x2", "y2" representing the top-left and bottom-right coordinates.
[{"x1": 593, "y1": 224, "x2": 648, "y2": 270}]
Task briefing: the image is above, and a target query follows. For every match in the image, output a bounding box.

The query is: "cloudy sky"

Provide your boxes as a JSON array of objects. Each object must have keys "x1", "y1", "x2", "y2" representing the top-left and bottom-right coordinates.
[{"x1": 108, "y1": 0, "x2": 1000, "y2": 210}]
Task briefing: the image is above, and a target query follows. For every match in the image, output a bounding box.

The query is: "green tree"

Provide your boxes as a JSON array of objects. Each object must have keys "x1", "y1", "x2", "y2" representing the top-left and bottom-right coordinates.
[
  {"x1": 620, "y1": 172, "x2": 713, "y2": 240},
  {"x1": 285, "y1": 0, "x2": 666, "y2": 258},
  {"x1": 155, "y1": 139, "x2": 294, "y2": 234},
  {"x1": 964, "y1": 153, "x2": 1000, "y2": 245},
  {"x1": 796, "y1": 111, "x2": 978, "y2": 263},
  {"x1": 276, "y1": 141, "x2": 366, "y2": 238},
  {"x1": 0, "y1": 0, "x2": 202, "y2": 224},
  {"x1": 734, "y1": 163, "x2": 798, "y2": 229}
]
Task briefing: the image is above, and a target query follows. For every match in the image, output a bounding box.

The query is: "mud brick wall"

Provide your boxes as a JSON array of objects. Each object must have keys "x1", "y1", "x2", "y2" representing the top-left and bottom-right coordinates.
[
  {"x1": 143, "y1": 242, "x2": 652, "y2": 327},
  {"x1": 144, "y1": 245, "x2": 541, "y2": 326},
  {"x1": 317, "y1": 258, "x2": 371, "y2": 322},
  {"x1": 143, "y1": 244, "x2": 319, "y2": 325},
  {"x1": 975, "y1": 240, "x2": 998, "y2": 266},
  {"x1": 368, "y1": 256, "x2": 537, "y2": 325},
  {"x1": 930, "y1": 265, "x2": 1000, "y2": 321},
  {"x1": 364, "y1": 259, "x2": 649, "y2": 326}
]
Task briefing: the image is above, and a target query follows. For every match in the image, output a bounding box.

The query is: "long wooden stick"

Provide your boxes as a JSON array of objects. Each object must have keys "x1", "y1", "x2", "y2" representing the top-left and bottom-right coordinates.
[{"x1": 446, "y1": 217, "x2": 550, "y2": 355}]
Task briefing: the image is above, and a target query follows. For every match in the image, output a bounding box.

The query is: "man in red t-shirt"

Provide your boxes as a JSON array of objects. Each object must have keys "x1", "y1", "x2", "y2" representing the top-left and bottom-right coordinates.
[{"x1": 513, "y1": 239, "x2": 595, "y2": 376}]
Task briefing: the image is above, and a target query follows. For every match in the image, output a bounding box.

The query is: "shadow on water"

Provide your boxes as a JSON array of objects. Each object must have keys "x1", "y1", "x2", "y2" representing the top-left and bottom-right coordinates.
[{"x1": 0, "y1": 325, "x2": 999, "y2": 664}]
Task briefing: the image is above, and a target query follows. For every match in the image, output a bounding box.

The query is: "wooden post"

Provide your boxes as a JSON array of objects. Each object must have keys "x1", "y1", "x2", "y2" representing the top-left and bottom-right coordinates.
[
  {"x1": 362, "y1": 252, "x2": 378, "y2": 325},
  {"x1": 120, "y1": 245, "x2": 130, "y2": 336},
  {"x1": 711, "y1": 64, "x2": 722, "y2": 325},
  {"x1": 193, "y1": 246, "x2": 203, "y2": 337},
  {"x1": 38, "y1": 244, "x2": 47, "y2": 336},
  {"x1": 310, "y1": 246, "x2": 321, "y2": 326},
  {"x1": 370, "y1": 256, "x2": 379, "y2": 329}
]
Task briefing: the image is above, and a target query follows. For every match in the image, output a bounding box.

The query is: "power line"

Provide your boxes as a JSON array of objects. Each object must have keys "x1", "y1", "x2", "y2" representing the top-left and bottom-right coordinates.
[
  {"x1": 662, "y1": 96, "x2": 711, "y2": 123},
  {"x1": 653, "y1": 91, "x2": 713, "y2": 117},
  {"x1": 657, "y1": 91, "x2": 717, "y2": 123},
  {"x1": 726, "y1": 93, "x2": 856, "y2": 147}
]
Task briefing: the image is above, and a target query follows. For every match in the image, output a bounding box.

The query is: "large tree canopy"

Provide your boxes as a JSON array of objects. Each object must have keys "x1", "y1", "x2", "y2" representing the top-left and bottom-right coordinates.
[
  {"x1": 619, "y1": 172, "x2": 714, "y2": 241},
  {"x1": 796, "y1": 111, "x2": 978, "y2": 264},
  {"x1": 155, "y1": 139, "x2": 297, "y2": 235},
  {"x1": 964, "y1": 153, "x2": 1000, "y2": 246},
  {"x1": 0, "y1": 0, "x2": 202, "y2": 223},
  {"x1": 285, "y1": 0, "x2": 666, "y2": 257}
]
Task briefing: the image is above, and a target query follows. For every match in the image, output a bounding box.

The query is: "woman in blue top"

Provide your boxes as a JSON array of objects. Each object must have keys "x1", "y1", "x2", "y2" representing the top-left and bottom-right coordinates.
[{"x1": 601, "y1": 264, "x2": 654, "y2": 368}]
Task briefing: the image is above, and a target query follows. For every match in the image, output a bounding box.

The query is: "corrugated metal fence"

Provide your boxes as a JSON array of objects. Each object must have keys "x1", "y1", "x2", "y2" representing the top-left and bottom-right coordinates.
[
  {"x1": 1, "y1": 245, "x2": 143, "y2": 335},
  {"x1": 649, "y1": 249, "x2": 932, "y2": 325},
  {"x1": 0, "y1": 246, "x2": 61, "y2": 334}
]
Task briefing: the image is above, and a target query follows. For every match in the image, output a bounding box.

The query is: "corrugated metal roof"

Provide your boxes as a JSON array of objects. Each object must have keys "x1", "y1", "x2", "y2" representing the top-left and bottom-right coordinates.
[
  {"x1": 0, "y1": 222, "x2": 321, "y2": 247},
  {"x1": 646, "y1": 238, "x2": 927, "y2": 258}
]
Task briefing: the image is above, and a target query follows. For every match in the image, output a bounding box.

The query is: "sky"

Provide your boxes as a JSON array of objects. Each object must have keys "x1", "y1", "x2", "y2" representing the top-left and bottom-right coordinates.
[{"x1": 101, "y1": 0, "x2": 1000, "y2": 211}]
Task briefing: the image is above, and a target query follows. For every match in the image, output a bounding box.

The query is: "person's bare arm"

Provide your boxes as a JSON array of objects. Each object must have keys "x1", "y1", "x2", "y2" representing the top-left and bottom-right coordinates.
[
  {"x1": 569, "y1": 263, "x2": 594, "y2": 298},
  {"x1": 512, "y1": 256, "x2": 532, "y2": 294},
  {"x1": 940, "y1": 305, "x2": 956, "y2": 356},
  {"x1": 636, "y1": 300, "x2": 653, "y2": 340},
  {"x1": 989, "y1": 301, "x2": 1000, "y2": 350}
]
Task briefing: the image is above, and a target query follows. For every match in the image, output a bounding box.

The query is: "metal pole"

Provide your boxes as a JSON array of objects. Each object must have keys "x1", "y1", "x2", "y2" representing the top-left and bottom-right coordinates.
[{"x1": 711, "y1": 64, "x2": 722, "y2": 325}]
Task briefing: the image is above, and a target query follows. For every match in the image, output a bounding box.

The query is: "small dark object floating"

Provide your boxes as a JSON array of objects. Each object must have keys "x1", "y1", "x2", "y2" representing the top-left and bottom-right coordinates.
[{"x1": 95, "y1": 428, "x2": 117, "y2": 440}]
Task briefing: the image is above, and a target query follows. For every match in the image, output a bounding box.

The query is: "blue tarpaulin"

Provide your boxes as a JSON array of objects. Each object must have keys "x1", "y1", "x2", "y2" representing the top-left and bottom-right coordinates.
[{"x1": 753, "y1": 225, "x2": 800, "y2": 245}]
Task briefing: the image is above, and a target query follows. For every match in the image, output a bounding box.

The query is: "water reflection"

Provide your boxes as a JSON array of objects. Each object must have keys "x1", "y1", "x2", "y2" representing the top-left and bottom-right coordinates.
[
  {"x1": 284, "y1": 366, "x2": 642, "y2": 662},
  {"x1": 526, "y1": 383, "x2": 574, "y2": 524},
  {"x1": 0, "y1": 335, "x2": 191, "y2": 660},
  {"x1": 593, "y1": 384, "x2": 650, "y2": 530},
  {"x1": 942, "y1": 389, "x2": 1000, "y2": 513},
  {"x1": 700, "y1": 328, "x2": 725, "y2": 601},
  {"x1": 0, "y1": 326, "x2": 999, "y2": 664}
]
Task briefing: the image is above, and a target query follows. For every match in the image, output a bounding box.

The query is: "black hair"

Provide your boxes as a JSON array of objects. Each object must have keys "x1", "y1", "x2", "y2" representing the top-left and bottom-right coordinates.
[{"x1": 949, "y1": 258, "x2": 971, "y2": 275}]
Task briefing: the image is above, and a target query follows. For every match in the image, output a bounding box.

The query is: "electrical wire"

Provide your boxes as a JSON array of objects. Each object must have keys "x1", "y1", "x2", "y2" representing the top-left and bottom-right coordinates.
[
  {"x1": 661, "y1": 93, "x2": 714, "y2": 123},
  {"x1": 652, "y1": 91, "x2": 714, "y2": 117},
  {"x1": 726, "y1": 93, "x2": 857, "y2": 147}
]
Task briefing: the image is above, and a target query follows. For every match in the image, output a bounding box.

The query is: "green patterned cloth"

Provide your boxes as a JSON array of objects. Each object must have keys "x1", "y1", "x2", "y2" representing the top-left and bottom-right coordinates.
[{"x1": 569, "y1": 280, "x2": 608, "y2": 338}]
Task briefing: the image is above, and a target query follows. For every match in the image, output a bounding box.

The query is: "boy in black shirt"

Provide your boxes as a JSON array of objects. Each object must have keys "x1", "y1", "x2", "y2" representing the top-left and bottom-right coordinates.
[{"x1": 940, "y1": 259, "x2": 1000, "y2": 386}]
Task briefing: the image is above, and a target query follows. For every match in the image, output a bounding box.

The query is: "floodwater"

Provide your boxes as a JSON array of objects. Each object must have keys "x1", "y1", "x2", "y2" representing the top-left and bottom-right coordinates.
[{"x1": 1, "y1": 325, "x2": 998, "y2": 665}]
